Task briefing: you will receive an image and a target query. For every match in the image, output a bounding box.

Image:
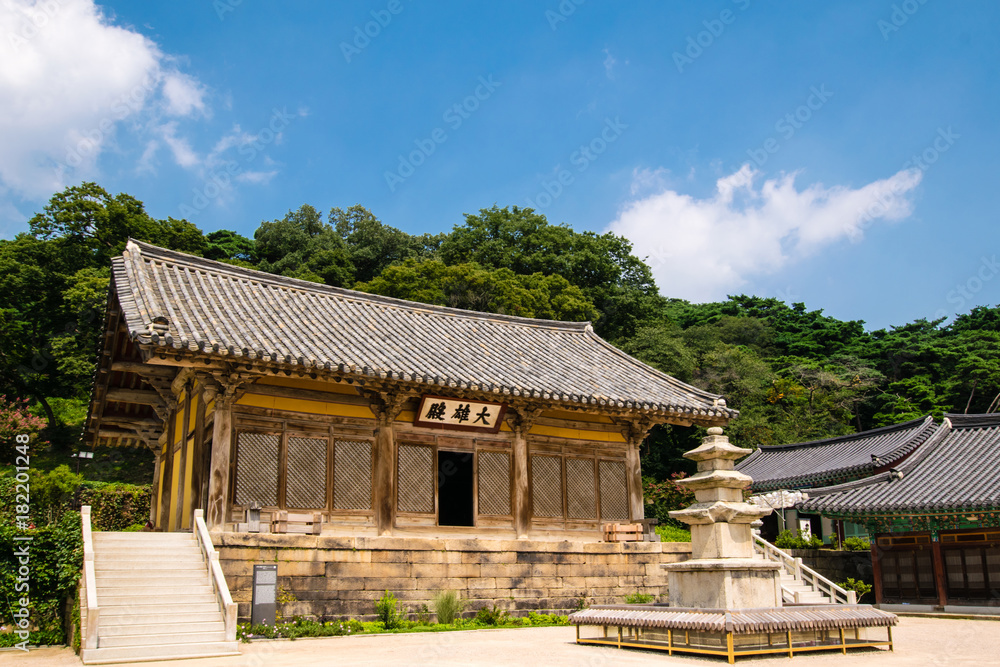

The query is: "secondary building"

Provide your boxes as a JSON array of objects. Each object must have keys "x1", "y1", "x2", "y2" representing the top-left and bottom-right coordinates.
[{"x1": 798, "y1": 413, "x2": 1000, "y2": 612}]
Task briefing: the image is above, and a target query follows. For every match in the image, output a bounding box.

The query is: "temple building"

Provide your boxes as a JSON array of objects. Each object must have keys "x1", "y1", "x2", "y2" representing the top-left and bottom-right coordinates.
[
  {"x1": 86, "y1": 241, "x2": 734, "y2": 539},
  {"x1": 798, "y1": 413, "x2": 1000, "y2": 612},
  {"x1": 736, "y1": 417, "x2": 936, "y2": 543}
]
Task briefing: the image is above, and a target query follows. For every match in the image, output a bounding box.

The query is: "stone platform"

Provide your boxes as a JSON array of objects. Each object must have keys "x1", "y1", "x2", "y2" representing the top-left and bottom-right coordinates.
[{"x1": 215, "y1": 532, "x2": 691, "y2": 621}]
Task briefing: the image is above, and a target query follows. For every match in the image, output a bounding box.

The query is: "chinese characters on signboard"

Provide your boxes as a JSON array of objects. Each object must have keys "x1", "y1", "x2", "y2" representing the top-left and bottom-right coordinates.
[{"x1": 413, "y1": 395, "x2": 507, "y2": 433}]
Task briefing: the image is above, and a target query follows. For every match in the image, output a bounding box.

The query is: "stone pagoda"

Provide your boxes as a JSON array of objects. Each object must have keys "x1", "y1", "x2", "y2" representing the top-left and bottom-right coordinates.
[{"x1": 664, "y1": 426, "x2": 782, "y2": 609}]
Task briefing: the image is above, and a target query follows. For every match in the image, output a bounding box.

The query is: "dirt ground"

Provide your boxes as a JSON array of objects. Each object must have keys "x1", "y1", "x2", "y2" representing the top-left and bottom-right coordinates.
[{"x1": 2, "y1": 616, "x2": 996, "y2": 666}]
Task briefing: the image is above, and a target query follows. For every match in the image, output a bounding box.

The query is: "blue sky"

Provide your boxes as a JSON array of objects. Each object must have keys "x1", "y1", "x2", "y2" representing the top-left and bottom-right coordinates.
[{"x1": 2, "y1": 1, "x2": 998, "y2": 330}]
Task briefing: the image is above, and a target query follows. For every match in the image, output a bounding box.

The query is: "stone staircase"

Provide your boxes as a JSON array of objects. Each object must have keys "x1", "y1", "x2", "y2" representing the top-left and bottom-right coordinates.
[
  {"x1": 80, "y1": 513, "x2": 238, "y2": 664},
  {"x1": 752, "y1": 534, "x2": 857, "y2": 605}
]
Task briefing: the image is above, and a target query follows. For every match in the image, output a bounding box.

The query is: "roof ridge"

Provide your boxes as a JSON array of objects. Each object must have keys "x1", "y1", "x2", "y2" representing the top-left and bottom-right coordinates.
[
  {"x1": 125, "y1": 239, "x2": 592, "y2": 332},
  {"x1": 756, "y1": 415, "x2": 932, "y2": 451},
  {"x1": 944, "y1": 412, "x2": 1000, "y2": 428}
]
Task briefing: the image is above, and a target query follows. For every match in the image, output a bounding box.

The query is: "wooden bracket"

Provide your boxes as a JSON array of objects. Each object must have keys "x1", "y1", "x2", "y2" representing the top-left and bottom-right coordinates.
[{"x1": 504, "y1": 405, "x2": 545, "y2": 434}]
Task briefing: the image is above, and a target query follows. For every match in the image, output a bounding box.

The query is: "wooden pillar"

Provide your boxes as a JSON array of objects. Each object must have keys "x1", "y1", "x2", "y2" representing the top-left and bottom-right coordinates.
[
  {"x1": 148, "y1": 454, "x2": 160, "y2": 524},
  {"x1": 871, "y1": 539, "x2": 884, "y2": 605},
  {"x1": 206, "y1": 395, "x2": 235, "y2": 530},
  {"x1": 158, "y1": 407, "x2": 175, "y2": 530},
  {"x1": 373, "y1": 416, "x2": 396, "y2": 536},
  {"x1": 931, "y1": 537, "x2": 948, "y2": 607},
  {"x1": 626, "y1": 439, "x2": 644, "y2": 521},
  {"x1": 512, "y1": 424, "x2": 530, "y2": 539},
  {"x1": 174, "y1": 389, "x2": 191, "y2": 530},
  {"x1": 189, "y1": 390, "x2": 207, "y2": 514}
]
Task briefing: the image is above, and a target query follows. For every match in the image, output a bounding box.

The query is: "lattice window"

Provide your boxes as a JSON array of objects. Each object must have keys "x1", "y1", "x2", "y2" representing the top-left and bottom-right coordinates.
[
  {"x1": 477, "y1": 450, "x2": 510, "y2": 516},
  {"x1": 333, "y1": 440, "x2": 372, "y2": 510},
  {"x1": 599, "y1": 459, "x2": 629, "y2": 521},
  {"x1": 286, "y1": 436, "x2": 327, "y2": 509},
  {"x1": 398, "y1": 444, "x2": 434, "y2": 513},
  {"x1": 531, "y1": 454, "x2": 563, "y2": 518},
  {"x1": 566, "y1": 458, "x2": 596, "y2": 519},
  {"x1": 234, "y1": 432, "x2": 279, "y2": 506}
]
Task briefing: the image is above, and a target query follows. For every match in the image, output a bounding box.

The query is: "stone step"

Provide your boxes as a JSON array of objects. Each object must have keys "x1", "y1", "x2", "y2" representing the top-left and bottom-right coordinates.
[
  {"x1": 95, "y1": 547, "x2": 204, "y2": 559},
  {"x1": 81, "y1": 641, "x2": 238, "y2": 664},
  {"x1": 96, "y1": 585, "x2": 216, "y2": 598},
  {"x1": 99, "y1": 620, "x2": 225, "y2": 637},
  {"x1": 97, "y1": 592, "x2": 219, "y2": 607},
  {"x1": 93, "y1": 574, "x2": 210, "y2": 588},
  {"x1": 93, "y1": 532, "x2": 196, "y2": 540},
  {"x1": 95, "y1": 560, "x2": 205, "y2": 571},
  {"x1": 98, "y1": 629, "x2": 229, "y2": 648},
  {"x1": 99, "y1": 610, "x2": 224, "y2": 626}
]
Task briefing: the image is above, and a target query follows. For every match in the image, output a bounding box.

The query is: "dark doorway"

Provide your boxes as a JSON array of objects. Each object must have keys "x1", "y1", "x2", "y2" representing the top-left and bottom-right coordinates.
[{"x1": 438, "y1": 451, "x2": 474, "y2": 527}]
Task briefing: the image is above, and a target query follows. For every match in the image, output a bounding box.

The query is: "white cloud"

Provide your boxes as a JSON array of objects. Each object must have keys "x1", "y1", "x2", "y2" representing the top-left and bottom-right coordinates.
[
  {"x1": 608, "y1": 165, "x2": 923, "y2": 302},
  {"x1": 237, "y1": 170, "x2": 278, "y2": 185},
  {"x1": 156, "y1": 122, "x2": 199, "y2": 168},
  {"x1": 162, "y1": 71, "x2": 207, "y2": 117},
  {"x1": 0, "y1": 0, "x2": 208, "y2": 197}
]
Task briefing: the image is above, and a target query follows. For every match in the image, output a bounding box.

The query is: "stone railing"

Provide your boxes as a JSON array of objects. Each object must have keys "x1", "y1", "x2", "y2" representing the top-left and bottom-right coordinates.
[
  {"x1": 753, "y1": 534, "x2": 857, "y2": 604},
  {"x1": 80, "y1": 505, "x2": 100, "y2": 650},
  {"x1": 193, "y1": 509, "x2": 237, "y2": 641}
]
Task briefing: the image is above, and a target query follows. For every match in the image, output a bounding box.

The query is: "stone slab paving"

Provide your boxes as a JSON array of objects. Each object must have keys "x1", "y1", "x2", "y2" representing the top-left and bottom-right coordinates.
[{"x1": 3, "y1": 617, "x2": 997, "y2": 666}]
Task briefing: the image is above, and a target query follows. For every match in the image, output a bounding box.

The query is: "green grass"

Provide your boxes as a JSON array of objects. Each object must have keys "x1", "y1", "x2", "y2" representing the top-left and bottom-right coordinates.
[
  {"x1": 655, "y1": 524, "x2": 692, "y2": 542},
  {"x1": 237, "y1": 612, "x2": 570, "y2": 642}
]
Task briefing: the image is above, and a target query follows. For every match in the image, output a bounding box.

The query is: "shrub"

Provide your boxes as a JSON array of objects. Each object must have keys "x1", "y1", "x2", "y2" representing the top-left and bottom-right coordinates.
[
  {"x1": 624, "y1": 591, "x2": 654, "y2": 604},
  {"x1": 774, "y1": 529, "x2": 823, "y2": 550},
  {"x1": 655, "y1": 524, "x2": 692, "y2": 542},
  {"x1": 838, "y1": 578, "x2": 873, "y2": 603},
  {"x1": 375, "y1": 591, "x2": 403, "y2": 630},
  {"x1": 643, "y1": 474, "x2": 696, "y2": 529},
  {"x1": 474, "y1": 604, "x2": 509, "y2": 626},
  {"x1": 433, "y1": 590, "x2": 465, "y2": 625},
  {"x1": 843, "y1": 537, "x2": 871, "y2": 552}
]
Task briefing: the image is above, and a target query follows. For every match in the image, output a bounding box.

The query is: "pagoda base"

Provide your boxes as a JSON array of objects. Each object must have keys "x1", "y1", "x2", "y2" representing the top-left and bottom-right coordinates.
[
  {"x1": 570, "y1": 604, "x2": 898, "y2": 663},
  {"x1": 664, "y1": 558, "x2": 783, "y2": 609}
]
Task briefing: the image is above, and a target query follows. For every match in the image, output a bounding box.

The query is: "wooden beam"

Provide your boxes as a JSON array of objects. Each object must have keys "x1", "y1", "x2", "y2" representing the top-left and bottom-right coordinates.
[
  {"x1": 206, "y1": 396, "x2": 235, "y2": 530},
  {"x1": 110, "y1": 362, "x2": 176, "y2": 377},
  {"x1": 105, "y1": 389, "x2": 165, "y2": 406}
]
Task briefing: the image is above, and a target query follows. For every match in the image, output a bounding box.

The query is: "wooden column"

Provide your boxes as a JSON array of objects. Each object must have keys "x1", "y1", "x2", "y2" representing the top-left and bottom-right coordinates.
[
  {"x1": 505, "y1": 407, "x2": 541, "y2": 540},
  {"x1": 206, "y1": 394, "x2": 234, "y2": 530},
  {"x1": 871, "y1": 539, "x2": 884, "y2": 605},
  {"x1": 617, "y1": 418, "x2": 653, "y2": 522},
  {"x1": 511, "y1": 424, "x2": 530, "y2": 539},
  {"x1": 373, "y1": 417, "x2": 396, "y2": 536},
  {"x1": 158, "y1": 405, "x2": 176, "y2": 530},
  {"x1": 626, "y1": 439, "x2": 644, "y2": 521},
  {"x1": 931, "y1": 537, "x2": 948, "y2": 607},
  {"x1": 370, "y1": 392, "x2": 407, "y2": 537},
  {"x1": 174, "y1": 388, "x2": 191, "y2": 530},
  {"x1": 148, "y1": 453, "x2": 161, "y2": 524},
  {"x1": 189, "y1": 390, "x2": 207, "y2": 514}
]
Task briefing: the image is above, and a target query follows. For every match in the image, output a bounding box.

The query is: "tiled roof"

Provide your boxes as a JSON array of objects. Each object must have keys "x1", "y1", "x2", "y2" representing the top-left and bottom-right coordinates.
[
  {"x1": 798, "y1": 413, "x2": 1000, "y2": 515},
  {"x1": 111, "y1": 241, "x2": 735, "y2": 421},
  {"x1": 736, "y1": 416, "x2": 936, "y2": 491}
]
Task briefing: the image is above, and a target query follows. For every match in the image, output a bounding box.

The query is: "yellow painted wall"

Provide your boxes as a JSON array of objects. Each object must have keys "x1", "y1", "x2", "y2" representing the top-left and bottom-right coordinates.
[
  {"x1": 181, "y1": 438, "x2": 194, "y2": 529},
  {"x1": 255, "y1": 375, "x2": 360, "y2": 395},
  {"x1": 238, "y1": 392, "x2": 375, "y2": 418},
  {"x1": 168, "y1": 447, "x2": 180, "y2": 532},
  {"x1": 540, "y1": 409, "x2": 613, "y2": 424},
  {"x1": 527, "y1": 424, "x2": 626, "y2": 442}
]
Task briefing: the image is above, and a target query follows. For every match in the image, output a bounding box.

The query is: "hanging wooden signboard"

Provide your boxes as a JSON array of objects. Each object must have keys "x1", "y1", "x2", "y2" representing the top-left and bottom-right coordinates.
[{"x1": 413, "y1": 395, "x2": 507, "y2": 433}]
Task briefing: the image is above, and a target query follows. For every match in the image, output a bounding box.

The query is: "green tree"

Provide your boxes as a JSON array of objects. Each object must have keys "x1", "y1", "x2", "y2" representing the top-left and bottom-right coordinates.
[
  {"x1": 330, "y1": 204, "x2": 442, "y2": 284},
  {"x1": 254, "y1": 205, "x2": 355, "y2": 286}
]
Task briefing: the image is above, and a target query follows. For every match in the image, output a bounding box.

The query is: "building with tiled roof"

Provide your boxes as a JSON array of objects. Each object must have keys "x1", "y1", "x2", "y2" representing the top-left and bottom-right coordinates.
[
  {"x1": 86, "y1": 239, "x2": 735, "y2": 537},
  {"x1": 798, "y1": 413, "x2": 1000, "y2": 610}
]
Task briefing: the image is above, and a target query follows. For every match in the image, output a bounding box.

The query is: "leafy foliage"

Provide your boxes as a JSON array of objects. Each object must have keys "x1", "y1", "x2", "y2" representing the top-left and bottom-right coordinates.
[
  {"x1": 432, "y1": 590, "x2": 465, "y2": 624},
  {"x1": 838, "y1": 577, "x2": 873, "y2": 603},
  {"x1": 375, "y1": 590, "x2": 403, "y2": 630},
  {"x1": 842, "y1": 537, "x2": 871, "y2": 552},
  {"x1": 774, "y1": 529, "x2": 824, "y2": 550},
  {"x1": 624, "y1": 592, "x2": 654, "y2": 604},
  {"x1": 474, "y1": 604, "x2": 509, "y2": 626}
]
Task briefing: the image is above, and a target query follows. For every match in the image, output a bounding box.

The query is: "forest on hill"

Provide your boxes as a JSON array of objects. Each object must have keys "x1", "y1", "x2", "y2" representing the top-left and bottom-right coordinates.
[{"x1": 3, "y1": 182, "x2": 1000, "y2": 481}]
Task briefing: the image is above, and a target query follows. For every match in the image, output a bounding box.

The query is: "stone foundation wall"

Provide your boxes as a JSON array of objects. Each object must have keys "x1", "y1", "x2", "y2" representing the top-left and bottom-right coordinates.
[
  {"x1": 217, "y1": 533, "x2": 691, "y2": 621},
  {"x1": 788, "y1": 549, "x2": 874, "y2": 586}
]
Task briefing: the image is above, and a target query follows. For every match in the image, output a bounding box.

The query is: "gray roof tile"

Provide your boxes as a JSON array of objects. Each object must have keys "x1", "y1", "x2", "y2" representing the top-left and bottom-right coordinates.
[{"x1": 112, "y1": 241, "x2": 735, "y2": 420}]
